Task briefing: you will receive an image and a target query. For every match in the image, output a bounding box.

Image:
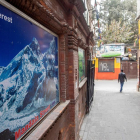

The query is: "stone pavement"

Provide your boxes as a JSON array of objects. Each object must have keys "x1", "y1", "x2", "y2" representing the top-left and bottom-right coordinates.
[{"x1": 79, "y1": 79, "x2": 140, "y2": 140}]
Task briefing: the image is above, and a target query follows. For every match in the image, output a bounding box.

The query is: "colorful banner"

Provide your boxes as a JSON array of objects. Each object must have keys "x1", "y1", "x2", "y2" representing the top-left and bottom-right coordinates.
[
  {"x1": 96, "y1": 45, "x2": 124, "y2": 57},
  {"x1": 0, "y1": 4, "x2": 59, "y2": 140}
]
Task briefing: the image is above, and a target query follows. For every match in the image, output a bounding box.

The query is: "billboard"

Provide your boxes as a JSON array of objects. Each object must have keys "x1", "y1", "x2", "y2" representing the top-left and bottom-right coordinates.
[
  {"x1": 0, "y1": 3, "x2": 59, "y2": 140},
  {"x1": 96, "y1": 44, "x2": 125, "y2": 57}
]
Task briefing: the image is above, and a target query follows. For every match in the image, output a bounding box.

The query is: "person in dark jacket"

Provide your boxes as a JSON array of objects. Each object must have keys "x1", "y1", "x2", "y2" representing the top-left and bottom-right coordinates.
[{"x1": 118, "y1": 69, "x2": 127, "y2": 92}]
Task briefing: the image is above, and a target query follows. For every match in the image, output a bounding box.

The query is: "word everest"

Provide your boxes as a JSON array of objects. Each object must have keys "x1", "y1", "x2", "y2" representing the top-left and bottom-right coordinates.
[{"x1": 0, "y1": 13, "x2": 12, "y2": 23}]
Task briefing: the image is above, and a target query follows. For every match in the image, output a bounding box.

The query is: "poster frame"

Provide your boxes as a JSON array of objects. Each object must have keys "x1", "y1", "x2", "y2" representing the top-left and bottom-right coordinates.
[
  {"x1": 0, "y1": 0, "x2": 60, "y2": 139},
  {"x1": 78, "y1": 47, "x2": 86, "y2": 82},
  {"x1": 98, "y1": 58, "x2": 114, "y2": 73}
]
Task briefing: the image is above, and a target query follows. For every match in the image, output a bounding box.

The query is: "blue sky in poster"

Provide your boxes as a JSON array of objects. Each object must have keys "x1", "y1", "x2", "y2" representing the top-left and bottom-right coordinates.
[{"x1": 0, "y1": 4, "x2": 57, "y2": 67}]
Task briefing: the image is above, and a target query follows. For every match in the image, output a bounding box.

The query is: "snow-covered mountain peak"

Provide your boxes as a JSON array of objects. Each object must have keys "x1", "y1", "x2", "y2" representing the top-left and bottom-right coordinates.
[
  {"x1": 33, "y1": 37, "x2": 38, "y2": 44},
  {"x1": 29, "y1": 38, "x2": 41, "y2": 56},
  {"x1": 0, "y1": 37, "x2": 59, "y2": 138},
  {"x1": 0, "y1": 67, "x2": 5, "y2": 76}
]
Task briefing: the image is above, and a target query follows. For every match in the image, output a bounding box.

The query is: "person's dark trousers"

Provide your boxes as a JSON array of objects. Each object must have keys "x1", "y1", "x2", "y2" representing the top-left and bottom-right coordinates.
[{"x1": 120, "y1": 82, "x2": 124, "y2": 92}]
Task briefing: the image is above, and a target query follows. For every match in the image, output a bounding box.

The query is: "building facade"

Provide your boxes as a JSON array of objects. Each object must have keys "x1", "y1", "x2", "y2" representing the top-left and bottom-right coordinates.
[
  {"x1": 95, "y1": 57, "x2": 121, "y2": 80},
  {"x1": 137, "y1": 0, "x2": 140, "y2": 90},
  {"x1": 0, "y1": 0, "x2": 94, "y2": 140}
]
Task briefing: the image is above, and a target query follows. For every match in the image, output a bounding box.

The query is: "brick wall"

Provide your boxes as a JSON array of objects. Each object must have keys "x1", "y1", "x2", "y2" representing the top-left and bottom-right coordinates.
[
  {"x1": 3, "y1": 0, "x2": 94, "y2": 139},
  {"x1": 79, "y1": 83, "x2": 87, "y2": 127},
  {"x1": 59, "y1": 34, "x2": 67, "y2": 102},
  {"x1": 68, "y1": 48, "x2": 79, "y2": 140},
  {"x1": 42, "y1": 105, "x2": 71, "y2": 140},
  {"x1": 137, "y1": 50, "x2": 140, "y2": 90}
]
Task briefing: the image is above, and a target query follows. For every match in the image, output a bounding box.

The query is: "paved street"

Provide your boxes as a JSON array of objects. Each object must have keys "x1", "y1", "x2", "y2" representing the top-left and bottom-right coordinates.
[{"x1": 79, "y1": 79, "x2": 140, "y2": 140}]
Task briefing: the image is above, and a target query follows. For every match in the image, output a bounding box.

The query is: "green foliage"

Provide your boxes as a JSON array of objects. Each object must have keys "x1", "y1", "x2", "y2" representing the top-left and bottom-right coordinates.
[
  {"x1": 102, "y1": 20, "x2": 134, "y2": 44},
  {"x1": 97, "y1": 0, "x2": 138, "y2": 44}
]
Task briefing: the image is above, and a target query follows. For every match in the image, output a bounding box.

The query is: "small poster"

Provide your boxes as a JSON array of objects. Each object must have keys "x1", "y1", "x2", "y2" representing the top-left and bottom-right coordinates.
[
  {"x1": 78, "y1": 48, "x2": 85, "y2": 82},
  {"x1": 98, "y1": 59, "x2": 114, "y2": 72}
]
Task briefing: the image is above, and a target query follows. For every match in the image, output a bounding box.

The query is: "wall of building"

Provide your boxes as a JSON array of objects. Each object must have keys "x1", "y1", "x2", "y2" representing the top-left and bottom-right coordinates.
[
  {"x1": 121, "y1": 61, "x2": 137, "y2": 79},
  {"x1": 3, "y1": 0, "x2": 94, "y2": 140},
  {"x1": 137, "y1": 50, "x2": 140, "y2": 91},
  {"x1": 78, "y1": 82, "x2": 87, "y2": 128},
  {"x1": 136, "y1": 0, "x2": 140, "y2": 92},
  {"x1": 24, "y1": 101, "x2": 70, "y2": 140},
  {"x1": 95, "y1": 58, "x2": 120, "y2": 80},
  {"x1": 40, "y1": 104, "x2": 70, "y2": 140}
]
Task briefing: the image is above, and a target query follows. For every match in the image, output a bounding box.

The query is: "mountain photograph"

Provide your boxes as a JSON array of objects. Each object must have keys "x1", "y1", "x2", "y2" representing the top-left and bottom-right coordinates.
[{"x1": 0, "y1": 4, "x2": 59, "y2": 140}]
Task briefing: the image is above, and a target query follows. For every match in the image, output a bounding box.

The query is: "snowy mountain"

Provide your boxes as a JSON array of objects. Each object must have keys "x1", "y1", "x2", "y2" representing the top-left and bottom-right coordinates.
[
  {"x1": 0, "y1": 67, "x2": 5, "y2": 76},
  {"x1": 0, "y1": 38, "x2": 59, "y2": 138}
]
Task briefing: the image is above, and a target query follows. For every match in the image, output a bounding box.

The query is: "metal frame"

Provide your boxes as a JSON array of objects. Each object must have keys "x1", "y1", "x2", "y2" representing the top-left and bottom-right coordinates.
[{"x1": 86, "y1": 59, "x2": 95, "y2": 113}]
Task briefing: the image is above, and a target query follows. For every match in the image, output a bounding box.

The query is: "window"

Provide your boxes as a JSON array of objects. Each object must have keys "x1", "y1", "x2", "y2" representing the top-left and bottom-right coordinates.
[{"x1": 78, "y1": 48, "x2": 85, "y2": 82}]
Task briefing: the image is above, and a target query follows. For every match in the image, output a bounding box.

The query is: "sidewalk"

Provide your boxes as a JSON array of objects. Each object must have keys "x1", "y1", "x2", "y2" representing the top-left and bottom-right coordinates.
[{"x1": 79, "y1": 79, "x2": 140, "y2": 140}]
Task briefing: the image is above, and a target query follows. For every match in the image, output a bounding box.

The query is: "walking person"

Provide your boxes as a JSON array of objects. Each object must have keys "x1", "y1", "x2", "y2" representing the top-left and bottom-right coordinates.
[{"x1": 118, "y1": 69, "x2": 127, "y2": 92}]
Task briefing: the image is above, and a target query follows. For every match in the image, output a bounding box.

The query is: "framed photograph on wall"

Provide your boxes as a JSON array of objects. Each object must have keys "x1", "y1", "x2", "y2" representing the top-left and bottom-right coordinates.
[
  {"x1": 0, "y1": 2, "x2": 59, "y2": 140},
  {"x1": 78, "y1": 48, "x2": 85, "y2": 82}
]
